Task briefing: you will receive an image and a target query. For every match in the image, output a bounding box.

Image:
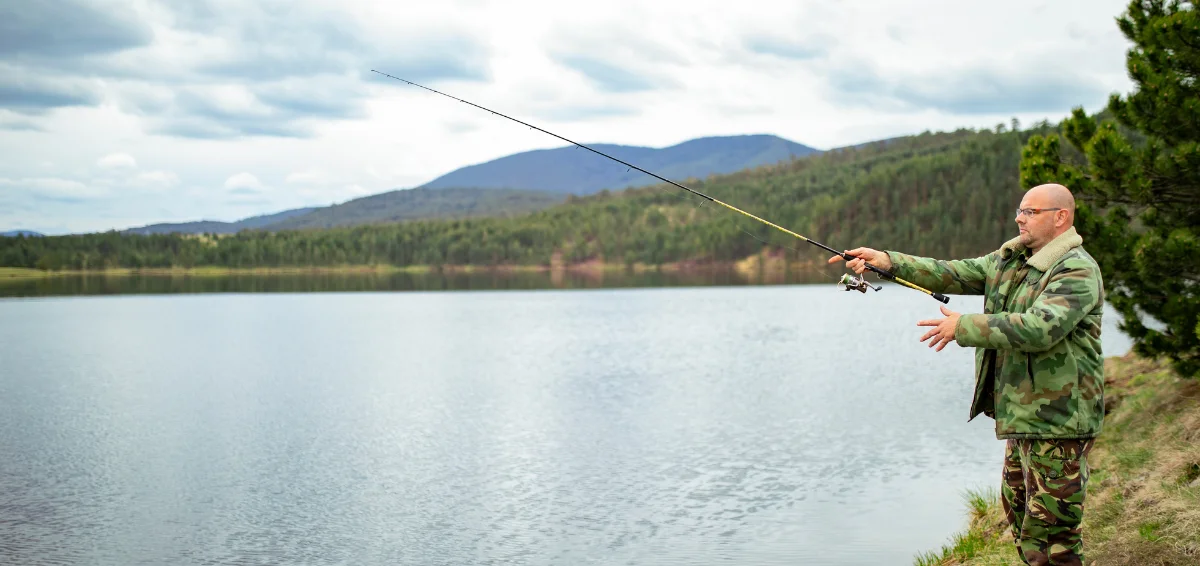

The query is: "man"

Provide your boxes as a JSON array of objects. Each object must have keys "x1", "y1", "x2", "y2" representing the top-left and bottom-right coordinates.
[{"x1": 828, "y1": 183, "x2": 1105, "y2": 566}]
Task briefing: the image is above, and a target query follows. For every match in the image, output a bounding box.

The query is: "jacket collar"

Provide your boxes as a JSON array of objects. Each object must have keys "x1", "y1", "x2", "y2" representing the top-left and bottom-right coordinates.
[{"x1": 999, "y1": 226, "x2": 1082, "y2": 271}]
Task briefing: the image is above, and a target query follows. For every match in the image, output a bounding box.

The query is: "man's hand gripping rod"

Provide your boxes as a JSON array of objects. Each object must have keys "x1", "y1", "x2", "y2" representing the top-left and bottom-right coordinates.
[{"x1": 834, "y1": 254, "x2": 949, "y2": 304}]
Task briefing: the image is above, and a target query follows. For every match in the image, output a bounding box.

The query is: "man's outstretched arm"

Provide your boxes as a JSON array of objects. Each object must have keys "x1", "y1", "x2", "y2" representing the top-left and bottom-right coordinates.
[{"x1": 828, "y1": 247, "x2": 993, "y2": 296}]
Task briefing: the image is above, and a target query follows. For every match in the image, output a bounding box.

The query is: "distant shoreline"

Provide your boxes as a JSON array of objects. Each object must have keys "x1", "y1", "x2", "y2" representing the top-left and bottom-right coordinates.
[{"x1": 0, "y1": 254, "x2": 830, "y2": 281}]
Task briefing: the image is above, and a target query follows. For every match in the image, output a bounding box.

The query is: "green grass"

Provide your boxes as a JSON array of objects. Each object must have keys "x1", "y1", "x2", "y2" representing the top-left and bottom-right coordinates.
[
  {"x1": 914, "y1": 530, "x2": 990, "y2": 566},
  {"x1": 1116, "y1": 447, "x2": 1155, "y2": 471},
  {"x1": 914, "y1": 355, "x2": 1200, "y2": 565},
  {"x1": 0, "y1": 267, "x2": 50, "y2": 278},
  {"x1": 912, "y1": 488, "x2": 1014, "y2": 566},
  {"x1": 963, "y1": 487, "x2": 996, "y2": 520},
  {"x1": 1138, "y1": 521, "x2": 1164, "y2": 542}
]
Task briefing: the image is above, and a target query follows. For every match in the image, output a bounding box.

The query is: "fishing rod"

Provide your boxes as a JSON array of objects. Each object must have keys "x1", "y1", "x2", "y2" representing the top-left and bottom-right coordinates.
[{"x1": 371, "y1": 70, "x2": 950, "y2": 304}]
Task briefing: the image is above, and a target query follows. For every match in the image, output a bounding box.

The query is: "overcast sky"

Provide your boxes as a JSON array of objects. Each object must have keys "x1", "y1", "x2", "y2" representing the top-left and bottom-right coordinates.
[{"x1": 0, "y1": 0, "x2": 1135, "y2": 234}]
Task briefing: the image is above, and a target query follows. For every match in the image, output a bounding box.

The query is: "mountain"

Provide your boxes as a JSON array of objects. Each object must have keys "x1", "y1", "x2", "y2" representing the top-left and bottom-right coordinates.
[
  {"x1": 110, "y1": 134, "x2": 817, "y2": 235},
  {"x1": 264, "y1": 187, "x2": 564, "y2": 231},
  {"x1": 1, "y1": 230, "x2": 42, "y2": 237},
  {"x1": 419, "y1": 134, "x2": 819, "y2": 195},
  {"x1": 3, "y1": 126, "x2": 1042, "y2": 272},
  {"x1": 123, "y1": 207, "x2": 317, "y2": 235}
]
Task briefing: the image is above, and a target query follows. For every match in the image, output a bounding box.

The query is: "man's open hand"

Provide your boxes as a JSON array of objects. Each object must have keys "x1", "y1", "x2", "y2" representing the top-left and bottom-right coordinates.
[{"x1": 917, "y1": 305, "x2": 961, "y2": 352}]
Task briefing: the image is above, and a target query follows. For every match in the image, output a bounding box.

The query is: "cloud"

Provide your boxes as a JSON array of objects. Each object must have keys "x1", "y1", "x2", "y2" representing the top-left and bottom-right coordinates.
[
  {"x1": 550, "y1": 28, "x2": 684, "y2": 66},
  {"x1": 169, "y1": 1, "x2": 490, "y2": 84},
  {"x1": 79, "y1": 152, "x2": 183, "y2": 195},
  {"x1": 193, "y1": 15, "x2": 364, "y2": 80},
  {"x1": 285, "y1": 170, "x2": 332, "y2": 184},
  {"x1": 1, "y1": 0, "x2": 492, "y2": 138},
  {"x1": 0, "y1": 0, "x2": 153, "y2": 59},
  {"x1": 224, "y1": 172, "x2": 268, "y2": 194},
  {"x1": 253, "y1": 80, "x2": 367, "y2": 120},
  {"x1": 530, "y1": 103, "x2": 640, "y2": 122},
  {"x1": 132, "y1": 84, "x2": 329, "y2": 139},
  {"x1": 0, "y1": 69, "x2": 102, "y2": 113},
  {"x1": 743, "y1": 35, "x2": 831, "y2": 60},
  {"x1": 552, "y1": 55, "x2": 668, "y2": 93},
  {"x1": 442, "y1": 120, "x2": 480, "y2": 134},
  {"x1": 546, "y1": 27, "x2": 683, "y2": 94},
  {"x1": 133, "y1": 171, "x2": 180, "y2": 188},
  {"x1": 826, "y1": 60, "x2": 1113, "y2": 115},
  {"x1": 368, "y1": 39, "x2": 491, "y2": 84},
  {"x1": 97, "y1": 153, "x2": 138, "y2": 169},
  {"x1": 153, "y1": 118, "x2": 311, "y2": 139},
  {"x1": 0, "y1": 177, "x2": 105, "y2": 202},
  {"x1": 0, "y1": 116, "x2": 43, "y2": 131},
  {"x1": 158, "y1": 26, "x2": 486, "y2": 138},
  {"x1": 0, "y1": 0, "x2": 1138, "y2": 235}
]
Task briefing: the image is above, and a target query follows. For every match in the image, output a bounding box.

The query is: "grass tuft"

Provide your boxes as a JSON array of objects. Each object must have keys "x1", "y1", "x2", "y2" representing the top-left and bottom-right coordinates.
[
  {"x1": 1137, "y1": 521, "x2": 1163, "y2": 542},
  {"x1": 963, "y1": 487, "x2": 998, "y2": 522}
]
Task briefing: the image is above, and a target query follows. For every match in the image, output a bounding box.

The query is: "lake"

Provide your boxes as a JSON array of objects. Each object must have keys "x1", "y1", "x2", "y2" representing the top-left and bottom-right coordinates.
[{"x1": 0, "y1": 283, "x2": 1132, "y2": 565}]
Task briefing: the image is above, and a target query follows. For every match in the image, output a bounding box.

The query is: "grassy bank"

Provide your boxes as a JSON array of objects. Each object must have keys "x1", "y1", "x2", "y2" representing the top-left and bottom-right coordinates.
[
  {"x1": 915, "y1": 354, "x2": 1200, "y2": 565},
  {"x1": 0, "y1": 267, "x2": 52, "y2": 279}
]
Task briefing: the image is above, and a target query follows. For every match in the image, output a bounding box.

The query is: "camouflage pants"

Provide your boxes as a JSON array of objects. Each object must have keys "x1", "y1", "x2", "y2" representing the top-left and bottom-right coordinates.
[{"x1": 1001, "y1": 438, "x2": 1094, "y2": 566}]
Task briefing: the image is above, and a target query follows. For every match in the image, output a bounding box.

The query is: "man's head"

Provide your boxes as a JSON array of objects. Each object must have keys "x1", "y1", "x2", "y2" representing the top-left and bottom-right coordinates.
[{"x1": 1016, "y1": 183, "x2": 1075, "y2": 252}]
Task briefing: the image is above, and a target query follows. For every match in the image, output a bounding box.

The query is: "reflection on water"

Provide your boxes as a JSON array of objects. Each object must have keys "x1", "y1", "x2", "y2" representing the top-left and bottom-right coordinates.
[
  {"x1": 0, "y1": 267, "x2": 836, "y2": 298},
  {"x1": 0, "y1": 285, "x2": 1132, "y2": 565}
]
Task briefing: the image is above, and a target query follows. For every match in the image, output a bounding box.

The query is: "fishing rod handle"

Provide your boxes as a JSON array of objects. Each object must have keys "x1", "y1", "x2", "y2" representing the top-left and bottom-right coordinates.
[{"x1": 847, "y1": 254, "x2": 951, "y2": 304}]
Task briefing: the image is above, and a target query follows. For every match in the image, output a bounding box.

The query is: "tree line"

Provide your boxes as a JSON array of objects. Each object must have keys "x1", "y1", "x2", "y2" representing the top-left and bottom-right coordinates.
[{"x1": 1, "y1": 126, "x2": 1040, "y2": 272}]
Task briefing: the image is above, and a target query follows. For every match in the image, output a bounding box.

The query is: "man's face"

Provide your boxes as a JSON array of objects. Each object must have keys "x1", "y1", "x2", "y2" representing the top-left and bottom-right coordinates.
[{"x1": 1015, "y1": 194, "x2": 1062, "y2": 249}]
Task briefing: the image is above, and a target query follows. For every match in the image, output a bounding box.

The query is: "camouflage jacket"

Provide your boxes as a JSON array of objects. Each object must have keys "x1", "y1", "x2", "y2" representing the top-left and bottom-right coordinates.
[{"x1": 886, "y1": 227, "x2": 1105, "y2": 439}]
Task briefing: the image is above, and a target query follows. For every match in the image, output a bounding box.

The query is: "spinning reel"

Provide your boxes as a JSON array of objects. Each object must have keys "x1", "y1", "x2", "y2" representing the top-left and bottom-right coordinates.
[{"x1": 837, "y1": 272, "x2": 882, "y2": 294}]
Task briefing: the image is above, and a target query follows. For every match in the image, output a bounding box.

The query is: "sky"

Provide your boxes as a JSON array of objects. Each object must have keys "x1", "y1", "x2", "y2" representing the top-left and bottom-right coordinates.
[{"x1": 0, "y1": 0, "x2": 1136, "y2": 235}]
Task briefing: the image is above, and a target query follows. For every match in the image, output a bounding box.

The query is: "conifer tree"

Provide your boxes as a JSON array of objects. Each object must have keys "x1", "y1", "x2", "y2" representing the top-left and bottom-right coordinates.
[{"x1": 1020, "y1": 0, "x2": 1200, "y2": 376}]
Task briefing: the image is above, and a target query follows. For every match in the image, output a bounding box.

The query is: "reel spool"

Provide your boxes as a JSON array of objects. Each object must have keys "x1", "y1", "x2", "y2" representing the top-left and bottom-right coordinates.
[{"x1": 837, "y1": 273, "x2": 882, "y2": 294}]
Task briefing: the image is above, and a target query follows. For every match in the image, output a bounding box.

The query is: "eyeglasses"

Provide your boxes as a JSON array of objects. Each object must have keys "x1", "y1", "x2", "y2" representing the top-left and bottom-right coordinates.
[{"x1": 1015, "y1": 207, "x2": 1062, "y2": 218}]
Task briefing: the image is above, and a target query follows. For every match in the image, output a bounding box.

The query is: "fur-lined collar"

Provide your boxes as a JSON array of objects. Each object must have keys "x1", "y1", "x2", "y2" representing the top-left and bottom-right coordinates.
[{"x1": 999, "y1": 226, "x2": 1083, "y2": 271}]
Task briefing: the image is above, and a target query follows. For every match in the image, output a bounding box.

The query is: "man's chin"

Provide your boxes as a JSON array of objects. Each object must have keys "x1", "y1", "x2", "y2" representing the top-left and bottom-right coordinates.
[{"x1": 1018, "y1": 233, "x2": 1034, "y2": 247}]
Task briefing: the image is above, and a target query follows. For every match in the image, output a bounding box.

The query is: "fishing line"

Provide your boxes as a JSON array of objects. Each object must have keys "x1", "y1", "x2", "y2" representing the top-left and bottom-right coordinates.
[{"x1": 372, "y1": 70, "x2": 950, "y2": 303}]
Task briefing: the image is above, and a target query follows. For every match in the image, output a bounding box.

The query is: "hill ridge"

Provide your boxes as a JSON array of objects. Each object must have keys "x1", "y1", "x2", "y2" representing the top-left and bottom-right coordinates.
[{"x1": 419, "y1": 133, "x2": 818, "y2": 194}]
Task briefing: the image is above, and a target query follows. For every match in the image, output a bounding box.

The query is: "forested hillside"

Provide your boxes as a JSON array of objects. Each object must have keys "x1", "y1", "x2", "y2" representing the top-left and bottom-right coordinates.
[
  {"x1": 264, "y1": 188, "x2": 565, "y2": 231},
  {"x1": 0, "y1": 125, "x2": 1041, "y2": 271}
]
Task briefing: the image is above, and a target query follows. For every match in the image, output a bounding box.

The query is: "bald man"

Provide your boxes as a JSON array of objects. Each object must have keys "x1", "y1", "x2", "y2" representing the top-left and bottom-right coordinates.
[{"x1": 829, "y1": 184, "x2": 1105, "y2": 566}]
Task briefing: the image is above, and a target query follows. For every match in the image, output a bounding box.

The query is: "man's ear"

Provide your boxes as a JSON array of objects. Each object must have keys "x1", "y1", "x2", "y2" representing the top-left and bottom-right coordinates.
[{"x1": 1056, "y1": 209, "x2": 1069, "y2": 228}]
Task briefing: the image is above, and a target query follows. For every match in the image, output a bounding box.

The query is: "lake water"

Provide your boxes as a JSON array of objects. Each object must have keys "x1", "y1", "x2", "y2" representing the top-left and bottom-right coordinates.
[{"x1": 0, "y1": 284, "x2": 1132, "y2": 565}]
